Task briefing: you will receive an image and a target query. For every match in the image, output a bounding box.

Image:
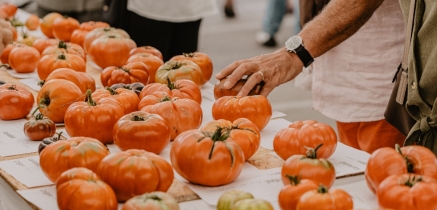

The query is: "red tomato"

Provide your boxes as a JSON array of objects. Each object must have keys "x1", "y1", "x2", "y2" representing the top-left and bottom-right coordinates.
[
  {"x1": 278, "y1": 176, "x2": 319, "y2": 210},
  {"x1": 127, "y1": 53, "x2": 163, "y2": 83},
  {"x1": 139, "y1": 79, "x2": 202, "y2": 104},
  {"x1": 88, "y1": 34, "x2": 136, "y2": 69},
  {"x1": 24, "y1": 111, "x2": 56, "y2": 141},
  {"x1": 52, "y1": 16, "x2": 80, "y2": 41},
  {"x1": 0, "y1": 84, "x2": 34, "y2": 120},
  {"x1": 296, "y1": 186, "x2": 353, "y2": 210}
]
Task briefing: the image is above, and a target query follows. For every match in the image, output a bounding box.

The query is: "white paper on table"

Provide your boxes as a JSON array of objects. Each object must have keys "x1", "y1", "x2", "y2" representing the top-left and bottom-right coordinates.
[
  {"x1": 19, "y1": 78, "x2": 41, "y2": 91},
  {"x1": 0, "y1": 123, "x2": 42, "y2": 157},
  {"x1": 0, "y1": 119, "x2": 27, "y2": 131},
  {"x1": 200, "y1": 90, "x2": 215, "y2": 126},
  {"x1": 0, "y1": 156, "x2": 53, "y2": 188},
  {"x1": 271, "y1": 111, "x2": 286, "y2": 119},
  {"x1": 2, "y1": 67, "x2": 39, "y2": 79},
  {"x1": 179, "y1": 199, "x2": 216, "y2": 210},
  {"x1": 17, "y1": 186, "x2": 58, "y2": 210},
  {"x1": 177, "y1": 164, "x2": 280, "y2": 206},
  {"x1": 332, "y1": 177, "x2": 378, "y2": 209},
  {"x1": 260, "y1": 118, "x2": 291, "y2": 150},
  {"x1": 328, "y1": 143, "x2": 370, "y2": 178}
]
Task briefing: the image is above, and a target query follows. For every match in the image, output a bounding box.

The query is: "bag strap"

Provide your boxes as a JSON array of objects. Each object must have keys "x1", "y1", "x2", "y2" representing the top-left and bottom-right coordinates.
[{"x1": 396, "y1": 0, "x2": 416, "y2": 104}]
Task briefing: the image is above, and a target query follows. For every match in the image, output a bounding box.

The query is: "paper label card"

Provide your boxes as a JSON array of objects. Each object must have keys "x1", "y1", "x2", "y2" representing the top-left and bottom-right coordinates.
[
  {"x1": 0, "y1": 156, "x2": 53, "y2": 188},
  {"x1": 19, "y1": 78, "x2": 41, "y2": 91},
  {"x1": 328, "y1": 143, "x2": 369, "y2": 178},
  {"x1": 17, "y1": 186, "x2": 58, "y2": 210},
  {"x1": 0, "y1": 123, "x2": 42, "y2": 157}
]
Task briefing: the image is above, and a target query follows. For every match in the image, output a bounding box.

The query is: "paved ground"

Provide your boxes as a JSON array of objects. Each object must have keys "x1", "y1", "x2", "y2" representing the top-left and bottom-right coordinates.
[{"x1": 201, "y1": 0, "x2": 336, "y2": 129}]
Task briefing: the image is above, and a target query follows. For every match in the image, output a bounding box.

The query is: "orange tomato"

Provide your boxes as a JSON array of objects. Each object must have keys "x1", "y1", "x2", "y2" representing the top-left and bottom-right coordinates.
[
  {"x1": 37, "y1": 53, "x2": 86, "y2": 80},
  {"x1": 42, "y1": 68, "x2": 95, "y2": 94},
  {"x1": 170, "y1": 127, "x2": 245, "y2": 186},
  {"x1": 40, "y1": 12, "x2": 62, "y2": 38},
  {"x1": 273, "y1": 120, "x2": 337, "y2": 160},
  {"x1": 36, "y1": 79, "x2": 83, "y2": 123},
  {"x1": 212, "y1": 95, "x2": 272, "y2": 131},
  {"x1": 0, "y1": 3, "x2": 17, "y2": 19},
  {"x1": 92, "y1": 87, "x2": 140, "y2": 114},
  {"x1": 42, "y1": 40, "x2": 86, "y2": 61},
  {"x1": 56, "y1": 167, "x2": 118, "y2": 210},
  {"x1": 200, "y1": 118, "x2": 260, "y2": 161},
  {"x1": 83, "y1": 27, "x2": 129, "y2": 53},
  {"x1": 155, "y1": 60, "x2": 203, "y2": 86},
  {"x1": 52, "y1": 16, "x2": 80, "y2": 41},
  {"x1": 278, "y1": 176, "x2": 319, "y2": 210},
  {"x1": 96, "y1": 149, "x2": 174, "y2": 202},
  {"x1": 281, "y1": 145, "x2": 336, "y2": 188},
  {"x1": 70, "y1": 29, "x2": 88, "y2": 47},
  {"x1": 0, "y1": 42, "x2": 19, "y2": 64},
  {"x1": 113, "y1": 111, "x2": 171, "y2": 154},
  {"x1": 25, "y1": 14, "x2": 40, "y2": 30},
  {"x1": 139, "y1": 92, "x2": 203, "y2": 140},
  {"x1": 39, "y1": 136, "x2": 109, "y2": 182},
  {"x1": 0, "y1": 84, "x2": 34, "y2": 120},
  {"x1": 8, "y1": 45, "x2": 40, "y2": 73},
  {"x1": 100, "y1": 62, "x2": 150, "y2": 87},
  {"x1": 79, "y1": 21, "x2": 109, "y2": 31},
  {"x1": 129, "y1": 46, "x2": 163, "y2": 60},
  {"x1": 88, "y1": 34, "x2": 136, "y2": 69},
  {"x1": 32, "y1": 38, "x2": 58, "y2": 54},
  {"x1": 24, "y1": 112, "x2": 56, "y2": 141},
  {"x1": 127, "y1": 52, "x2": 163, "y2": 83},
  {"x1": 170, "y1": 52, "x2": 213, "y2": 84},
  {"x1": 296, "y1": 186, "x2": 353, "y2": 210},
  {"x1": 139, "y1": 79, "x2": 202, "y2": 104}
]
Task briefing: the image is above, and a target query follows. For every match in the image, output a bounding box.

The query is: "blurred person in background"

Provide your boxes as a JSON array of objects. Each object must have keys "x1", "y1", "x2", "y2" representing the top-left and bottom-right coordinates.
[{"x1": 33, "y1": 0, "x2": 104, "y2": 22}]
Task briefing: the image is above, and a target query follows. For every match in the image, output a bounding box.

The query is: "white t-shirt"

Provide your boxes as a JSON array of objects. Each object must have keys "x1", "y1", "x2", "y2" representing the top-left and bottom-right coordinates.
[
  {"x1": 312, "y1": 0, "x2": 405, "y2": 122},
  {"x1": 127, "y1": 0, "x2": 219, "y2": 23}
]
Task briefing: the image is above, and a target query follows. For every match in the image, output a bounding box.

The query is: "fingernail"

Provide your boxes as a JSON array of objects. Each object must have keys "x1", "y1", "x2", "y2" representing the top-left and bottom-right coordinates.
[{"x1": 224, "y1": 81, "x2": 230, "y2": 88}]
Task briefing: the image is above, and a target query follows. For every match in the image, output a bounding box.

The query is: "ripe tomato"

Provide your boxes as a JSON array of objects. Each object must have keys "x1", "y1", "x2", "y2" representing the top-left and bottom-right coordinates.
[
  {"x1": 24, "y1": 111, "x2": 56, "y2": 141},
  {"x1": 155, "y1": 60, "x2": 203, "y2": 86},
  {"x1": 96, "y1": 149, "x2": 174, "y2": 202},
  {"x1": 42, "y1": 41, "x2": 86, "y2": 61},
  {"x1": 100, "y1": 62, "x2": 150, "y2": 87},
  {"x1": 88, "y1": 34, "x2": 136, "y2": 69},
  {"x1": 8, "y1": 44, "x2": 40, "y2": 73},
  {"x1": 37, "y1": 53, "x2": 86, "y2": 80},
  {"x1": 92, "y1": 87, "x2": 139, "y2": 114},
  {"x1": 170, "y1": 52, "x2": 213, "y2": 85},
  {"x1": 79, "y1": 21, "x2": 109, "y2": 31},
  {"x1": 56, "y1": 167, "x2": 117, "y2": 210},
  {"x1": 0, "y1": 42, "x2": 19, "y2": 64},
  {"x1": 64, "y1": 90, "x2": 124, "y2": 144},
  {"x1": 170, "y1": 128, "x2": 245, "y2": 186},
  {"x1": 377, "y1": 174, "x2": 437, "y2": 210},
  {"x1": 0, "y1": 3, "x2": 17, "y2": 19},
  {"x1": 233, "y1": 199, "x2": 274, "y2": 210},
  {"x1": 217, "y1": 190, "x2": 254, "y2": 210},
  {"x1": 32, "y1": 38, "x2": 58, "y2": 54},
  {"x1": 278, "y1": 176, "x2": 319, "y2": 210},
  {"x1": 0, "y1": 84, "x2": 34, "y2": 120},
  {"x1": 36, "y1": 79, "x2": 84, "y2": 123},
  {"x1": 296, "y1": 186, "x2": 353, "y2": 210},
  {"x1": 42, "y1": 68, "x2": 96, "y2": 94},
  {"x1": 281, "y1": 145, "x2": 336, "y2": 188},
  {"x1": 365, "y1": 144, "x2": 437, "y2": 193},
  {"x1": 212, "y1": 95, "x2": 272, "y2": 130},
  {"x1": 83, "y1": 27, "x2": 129, "y2": 53},
  {"x1": 122, "y1": 192, "x2": 179, "y2": 210},
  {"x1": 25, "y1": 14, "x2": 40, "y2": 30},
  {"x1": 139, "y1": 79, "x2": 202, "y2": 104},
  {"x1": 39, "y1": 136, "x2": 109, "y2": 182},
  {"x1": 200, "y1": 118, "x2": 260, "y2": 161},
  {"x1": 129, "y1": 46, "x2": 163, "y2": 60},
  {"x1": 127, "y1": 52, "x2": 163, "y2": 83},
  {"x1": 40, "y1": 12, "x2": 62, "y2": 38},
  {"x1": 273, "y1": 120, "x2": 337, "y2": 160},
  {"x1": 214, "y1": 76, "x2": 264, "y2": 100},
  {"x1": 52, "y1": 16, "x2": 80, "y2": 41},
  {"x1": 139, "y1": 92, "x2": 203, "y2": 140},
  {"x1": 70, "y1": 29, "x2": 88, "y2": 47}
]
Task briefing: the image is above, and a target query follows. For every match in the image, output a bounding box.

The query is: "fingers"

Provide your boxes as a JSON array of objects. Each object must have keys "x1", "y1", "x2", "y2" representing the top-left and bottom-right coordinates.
[
  {"x1": 238, "y1": 71, "x2": 264, "y2": 96},
  {"x1": 215, "y1": 60, "x2": 241, "y2": 80}
]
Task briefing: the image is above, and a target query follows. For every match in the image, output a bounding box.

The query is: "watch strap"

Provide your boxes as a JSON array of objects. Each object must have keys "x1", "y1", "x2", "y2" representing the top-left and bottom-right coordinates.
[{"x1": 294, "y1": 45, "x2": 314, "y2": 68}]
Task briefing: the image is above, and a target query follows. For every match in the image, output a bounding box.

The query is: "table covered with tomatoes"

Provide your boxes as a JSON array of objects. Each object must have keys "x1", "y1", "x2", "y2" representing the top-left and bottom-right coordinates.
[{"x1": 1, "y1": 5, "x2": 435, "y2": 210}]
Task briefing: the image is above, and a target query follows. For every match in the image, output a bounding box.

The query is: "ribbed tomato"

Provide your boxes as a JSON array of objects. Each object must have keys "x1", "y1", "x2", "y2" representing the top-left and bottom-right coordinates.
[
  {"x1": 139, "y1": 79, "x2": 202, "y2": 104},
  {"x1": 0, "y1": 83, "x2": 34, "y2": 120},
  {"x1": 170, "y1": 52, "x2": 213, "y2": 84},
  {"x1": 92, "y1": 87, "x2": 139, "y2": 114},
  {"x1": 100, "y1": 62, "x2": 150, "y2": 87},
  {"x1": 155, "y1": 60, "x2": 203, "y2": 86}
]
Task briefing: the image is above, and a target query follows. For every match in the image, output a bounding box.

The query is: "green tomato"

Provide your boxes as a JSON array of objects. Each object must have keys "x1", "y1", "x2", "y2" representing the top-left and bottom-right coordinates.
[
  {"x1": 232, "y1": 198, "x2": 274, "y2": 210},
  {"x1": 217, "y1": 190, "x2": 255, "y2": 210}
]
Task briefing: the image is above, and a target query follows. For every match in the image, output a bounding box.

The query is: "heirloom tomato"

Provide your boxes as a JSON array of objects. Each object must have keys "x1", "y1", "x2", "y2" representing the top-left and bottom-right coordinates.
[
  {"x1": 233, "y1": 199, "x2": 274, "y2": 210},
  {"x1": 377, "y1": 174, "x2": 437, "y2": 210},
  {"x1": 170, "y1": 52, "x2": 213, "y2": 84},
  {"x1": 139, "y1": 92, "x2": 202, "y2": 140},
  {"x1": 92, "y1": 87, "x2": 139, "y2": 114},
  {"x1": 52, "y1": 16, "x2": 80, "y2": 41},
  {"x1": 0, "y1": 84, "x2": 34, "y2": 120},
  {"x1": 278, "y1": 175, "x2": 318, "y2": 210},
  {"x1": 155, "y1": 60, "x2": 203, "y2": 86},
  {"x1": 296, "y1": 185, "x2": 353, "y2": 210},
  {"x1": 8, "y1": 44, "x2": 40, "y2": 73},
  {"x1": 110, "y1": 82, "x2": 145, "y2": 96},
  {"x1": 122, "y1": 192, "x2": 179, "y2": 210},
  {"x1": 127, "y1": 52, "x2": 164, "y2": 83},
  {"x1": 88, "y1": 34, "x2": 136, "y2": 69},
  {"x1": 79, "y1": 21, "x2": 109, "y2": 31},
  {"x1": 365, "y1": 144, "x2": 437, "y2": 193},
  {"x1": 273, "y1": 120, "x2": 337, "y2": 160},
  {"x1": 96, "y1": 149, "x2": 174, "y2": 202},
  {"x1": 201, "y1": 118, "x2": 260, "y2": 161},
  {"x1": 139, "y1": 78, "x2": 201, "y2": 104},
  {"x1": 281, "y1": 144, "x2": 336, "y2": 188},
  {"x1": 214, "y1": 76, "x2": 264, "y2": 100},
  {"x1": 56, "y1": 167, "x2": 117, "y2": 210},
  {"x1": 100, "y1": 62, "x2": 150, "y2": 87},
  {"x1": 38, "y1": 132, "x2": 66, "y2": 154},
  {"x1": 40, "y1": 136, "x2": 109, "y2": 182},
  {"x1": 24, "y1": 108, "x2": 56, "y2": 141},
  {"x1": 37, "y1": 53, "x2": 86, "y2": 80},
  {"x1": 0, "y1": 42, "x2": 19, "y2": 64},
  {"x1": 212, "y1": 95, "x2": 272, "y2": 130},
  {"x1": 217, "y1": 190, "x2": 254, "y2": 210},
  {"x1": 0, "y1": 3, "x2": 17, "y2": 18},
  {"x1": 83, "y1": 27, "x2": 129, "y2": 53},
  {"x1": 36, "y1": 79, "x2": 83, "y2": 123},
  {"x1": 113, "y1": 111, "x2": 170, "y2": 154},
  {"x1": 40, "y1": 12, "x2": 62, "y2": 38},
  {"x1": 25, "y1": 14, "x2": 40, "y2": 30},
  {"x1": 41, "y1": 67, "x2": 95, "y2": 94},
  {"x1": 130, "y1": 46, "x2": 163, "y2": 60},
  {"x1": 32, "y1": 38, "x2": 58, "y2": 54},
  {"x1": 64, "y1": 90, "x2": 124, "y2": 144},
  {"x1": 170, "y1": 127, "x2": 245, "y2": 186},
  {"x1": 42, "y1": 40, "x2": 86, "y2": 61}
]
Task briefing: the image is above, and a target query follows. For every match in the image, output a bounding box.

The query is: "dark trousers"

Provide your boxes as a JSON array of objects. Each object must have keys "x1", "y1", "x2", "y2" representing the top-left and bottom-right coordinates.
[
  {"x1": 36, "y1": 6, "x2": 105, "y2": 23},
  {"x1": 123, "y1": 10, "x2": 202, "y2": 62}
]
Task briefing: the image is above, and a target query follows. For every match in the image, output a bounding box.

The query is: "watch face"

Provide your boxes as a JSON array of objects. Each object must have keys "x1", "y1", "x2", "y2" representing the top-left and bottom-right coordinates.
[{"x1": 285, "y1": 36, "x2": 302, "y2": 51}]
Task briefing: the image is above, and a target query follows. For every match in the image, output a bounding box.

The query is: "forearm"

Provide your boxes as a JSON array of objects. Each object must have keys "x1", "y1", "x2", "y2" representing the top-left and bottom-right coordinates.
[{"x1": 299, "y1": 0, "x2": 385, "y2": 58}]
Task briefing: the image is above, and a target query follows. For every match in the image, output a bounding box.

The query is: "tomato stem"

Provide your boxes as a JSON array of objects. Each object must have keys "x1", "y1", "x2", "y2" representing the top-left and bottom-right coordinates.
[
  {"x1": 131, "y1": 115, "x2": 145, "y2": 121},
  {"x1": 6, "y1": 84, "x2": 17, "y2": 90},
  {"x1": 57, "y1": 53, "x2": 66, "y2": 60},
  {"x1": 395, "y1": 144, "x2": 414, "y2": 173},
  {"x1": 317, "y1": 185, "x2": 329, "y2": 194},
  {"x1": 161, "y1": 95, "x2": 172, "y2": 102},
  {"x1": 0, "y1": 64, "x2": 11, "y2": 69},
  {"x1": 85, "y1": 89, "x2": 96, "y2": 106},
  {"x1": 285, "y1": 174, "x2": 301, "y2": 186},
  {"x1": 183, "y1": 52, "x2": 195, "y2": 57},
  {"x1": 37, "y1": 80, "x2": 45, "y2": 87},
  {"x1": 105, "y1": 87, "x2": 118, "y2": 95},
  {"x1": 58, "y1": 40, "x2": 67, "y2": 49},
  {"x1": 166, "y1": 77, "x2": 176, "y2": 90},
  {"x1": 304, "y1": 144, "x2": 323, "y2": 159}
]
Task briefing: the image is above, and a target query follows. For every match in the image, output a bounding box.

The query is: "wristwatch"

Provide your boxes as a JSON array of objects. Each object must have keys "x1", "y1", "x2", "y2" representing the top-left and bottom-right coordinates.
[{"x1": 285, "y1": 35, "x2": 314, "y2": 68}]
